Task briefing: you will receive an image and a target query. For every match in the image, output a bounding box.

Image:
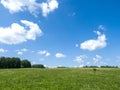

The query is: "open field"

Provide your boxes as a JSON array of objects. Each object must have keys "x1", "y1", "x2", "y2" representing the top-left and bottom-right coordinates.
[{"x1": 0, "y1": 68, "x2": 120, "y2": 90}]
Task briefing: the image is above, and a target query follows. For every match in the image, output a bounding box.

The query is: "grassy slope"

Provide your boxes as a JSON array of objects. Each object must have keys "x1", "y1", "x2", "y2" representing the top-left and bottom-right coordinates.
[{"x1": 0, "y1": 68, "x2": 120, "y2": 90}]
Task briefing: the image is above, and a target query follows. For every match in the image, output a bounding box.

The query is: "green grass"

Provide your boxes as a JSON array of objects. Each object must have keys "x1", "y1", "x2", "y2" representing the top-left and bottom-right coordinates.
[{"x1": 0, "y1": 68, "x2": 120, "y2": 90}]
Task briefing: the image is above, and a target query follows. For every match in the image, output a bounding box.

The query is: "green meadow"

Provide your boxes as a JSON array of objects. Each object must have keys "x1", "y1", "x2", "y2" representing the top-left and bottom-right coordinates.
[{"x1": 0, "y1": 68, "x2": 120, "y2": 90}]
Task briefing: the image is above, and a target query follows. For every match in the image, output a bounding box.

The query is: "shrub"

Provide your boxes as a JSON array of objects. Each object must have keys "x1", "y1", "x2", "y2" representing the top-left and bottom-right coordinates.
[
  {"x1": 32, "y1": 64, "x2": 45, "y2": 68},
  {"x1": 93, "y1": 68, "x2": 97, "y2": 72}
]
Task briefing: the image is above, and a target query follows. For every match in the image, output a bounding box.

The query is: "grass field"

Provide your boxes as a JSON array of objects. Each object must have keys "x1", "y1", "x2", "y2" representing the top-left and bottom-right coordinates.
[{"x1": 0, "y1": 68, "x2": 120, "y2": 90}]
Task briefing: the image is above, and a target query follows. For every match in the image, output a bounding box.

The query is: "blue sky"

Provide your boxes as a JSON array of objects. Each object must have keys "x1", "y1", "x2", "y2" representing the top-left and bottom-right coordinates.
[{"x1": 0, "y1": 0, "x2": 120, "y2": 67}]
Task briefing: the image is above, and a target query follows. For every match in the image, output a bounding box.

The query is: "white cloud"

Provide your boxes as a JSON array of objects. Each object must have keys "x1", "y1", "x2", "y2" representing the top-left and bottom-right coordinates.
[
  {"x1": 0, "y1": 0, "x2": 59, "y2": 17},
  {"x1": 100, "y1": 61, "x2": 107, "y2": 65},
  {"x1": 38, "y1": 50, "x2": 50, "y2": 57},
  {"x1": 74, "y1": 55, "x2": 87, "y2": 63},
  {"x1": 16, "y1": 48, "x2": 28, "y2": 52},
  {"x1": 55, "y1": 53, "x2": 66, "y2": 58},
  {"x1": 1, "y1": 0, "x2": 24, "y2": 13},
  {"x1": 46, "y1": 52, "x2": 51, "y2": 57},
  {"x1": 0, "y1": 0, "x2": 39, "y2": 16},
  {"x1": 79, "y1": 64, "x2": 84, "y2": 68},
  {"x1": 40, "y1": 0, "x2": 59, "y2": 17},
  {"x1": 80, "y1": 31, "x2": 107, "y2": 51},
  {"x1": 0, "y1": 20, "x2": 42, "y2": 44},
  {"x1": 0, "y1": 48, "x2": 8, "y2": 53},
  {"x1": 38, "y1": 50, "x2": 46, "y2": 55},
  {"x1": 21, "y1": 48, "x2": 28, "y2": 52},
  {"x1": 17, "y1": 51, "x2": 23, "y2": 55},
  {"x1": 86, "y1": 62, "x2": 90, "y2": 65},
  {"x1": 98, "y1": 25, "x2": 105, "y2": 30},
  {"x1": 16, "y1": 48, "x2": 28, "y2": 55},
  {"x1": 93, "y1": 55, "x2": 102, "y2": 64}
]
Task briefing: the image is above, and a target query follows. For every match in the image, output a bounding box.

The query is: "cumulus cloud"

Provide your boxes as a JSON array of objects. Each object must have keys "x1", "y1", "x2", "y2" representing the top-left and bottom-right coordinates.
[
  {"x1": 0, "y1": 48, "x2": 8, "y2": 53},
  {"x1": 0, "y1": 0, "x2": 59, "y2": 17},
  {"x1": 17, "y1": 51, "x2": 23, "y2": 55},
  {"x1": 93, "y1": 55, "x2": 102, "y2": 64},
  {"x1": 55, "y1": 53, "x2": 66, "y2": 58},
  {"x1": 0, "y1": 20, "x2": 42, "y2": 44},
  {"x1": 40, "y1": 0, "x2": 59, "y2": 17},
  {"x1": 16, "y1": 48, "x2": 28, "y2": 55},
  {"x1": 21, "y1": 48, "x2": 28, "y2": 52},
  {"x1": 38, "y1": 50, "x2": 50, "y2": 57},
  {"x1": 80, "y1": 31, "x2": 107, "y2": 51},
  {"x1": 74, "y1": 55, "x2": 87, "y2": 63}
]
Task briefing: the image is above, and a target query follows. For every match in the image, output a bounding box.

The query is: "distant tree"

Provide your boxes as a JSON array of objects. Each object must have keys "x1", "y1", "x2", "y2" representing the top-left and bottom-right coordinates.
[
  {"x1": 12, "y1": 57, "x2": 21, "y2": 68},
  {"x1": 90, "y1": 66, "x2": 99, "y2": 68},
  {"x1": 83, "y1": 66, "x2": 99, "y2": 68},
  {"x1": 101, "y1": 65, "x2": 118, "y2": 68},
  {"x1": 83, "y1": 66, "x2": 88, "y2": 68},
  {"x1": 21, "y1": 60, "x2": 31, "y2": 68},
  {"x1": 0, "y1": 57, "x2": 21, "y2": 68},
  {"x1": 57, "y1": 66, "x2": 67, "y2": 68},
  {"x1": 32, "y1": 64, "x2": 45, "y2": 68},
  {"x1": 0, "y1": 57, "x2": 32, "y2": 68},
  {"x1": 6, "y1": 57, "x2": 12, "y2": 68},
  {"x1": 0, "y1": 57, "x2": 6, "y2": 68}
]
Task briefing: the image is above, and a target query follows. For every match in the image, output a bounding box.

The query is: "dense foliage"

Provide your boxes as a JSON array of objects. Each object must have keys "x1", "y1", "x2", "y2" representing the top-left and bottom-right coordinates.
[
  {"x1": 32, "y1": 64, "x2": 45, "y2": 68},
  {"x1": 21, "y1": 60, "x2": 31, "y2": 68},
  {"x1": 100, "y1": 65, "x2": 118, "y2": 68},
  {"x1": 83, "y1": 65, "x2": 118, "y2": 68},
  {"x1": 0, "y1": 57, "x2": 31, "y2": 68},
  {"x1": 0, "y1": 57, "x2": 21, "y2": 68}
]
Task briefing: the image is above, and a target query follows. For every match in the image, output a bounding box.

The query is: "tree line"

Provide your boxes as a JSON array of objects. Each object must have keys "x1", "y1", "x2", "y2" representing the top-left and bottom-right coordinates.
[
  {"x1": 0, "y1": 57, "x2": 31, "y2": 68},
  {"x1": 83, "y1": 65, "x2": 118, "y2": 68},
  {"x1": 0, "y1": 57, "x2": 45, "y2": 69}
]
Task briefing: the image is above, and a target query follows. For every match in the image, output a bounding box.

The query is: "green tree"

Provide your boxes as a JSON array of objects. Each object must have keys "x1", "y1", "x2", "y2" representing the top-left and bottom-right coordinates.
[
  {"x1": 0, "y1": 57, "x2": 21, "y2": 68},
  {"x1": 12, "y1": 57, "x2": 21, "y2": 68},
  {"x1": 0, "y1": 57, "x2": 6, "y2": 68},
  {"x1": 6, "y1": 57, "x2": 12, "y2": 68},
  {"x1": 32, "y1": 64, "x2": 45, "y2": 68},
  {"x1": 21, "y1": 60, "x2": 31, "y2": 68}
]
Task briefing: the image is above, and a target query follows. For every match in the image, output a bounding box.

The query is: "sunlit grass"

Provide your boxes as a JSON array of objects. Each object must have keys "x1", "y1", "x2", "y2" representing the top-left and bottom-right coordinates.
[{"x1": 0, "y1": 68, "x2": 120, "y2": 90}]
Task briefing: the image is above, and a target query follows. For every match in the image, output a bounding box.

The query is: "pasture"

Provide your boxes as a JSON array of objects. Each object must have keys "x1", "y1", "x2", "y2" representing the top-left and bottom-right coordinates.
[{"x1": 0, "y1": 68, "x2": 120, "y2": 90}]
